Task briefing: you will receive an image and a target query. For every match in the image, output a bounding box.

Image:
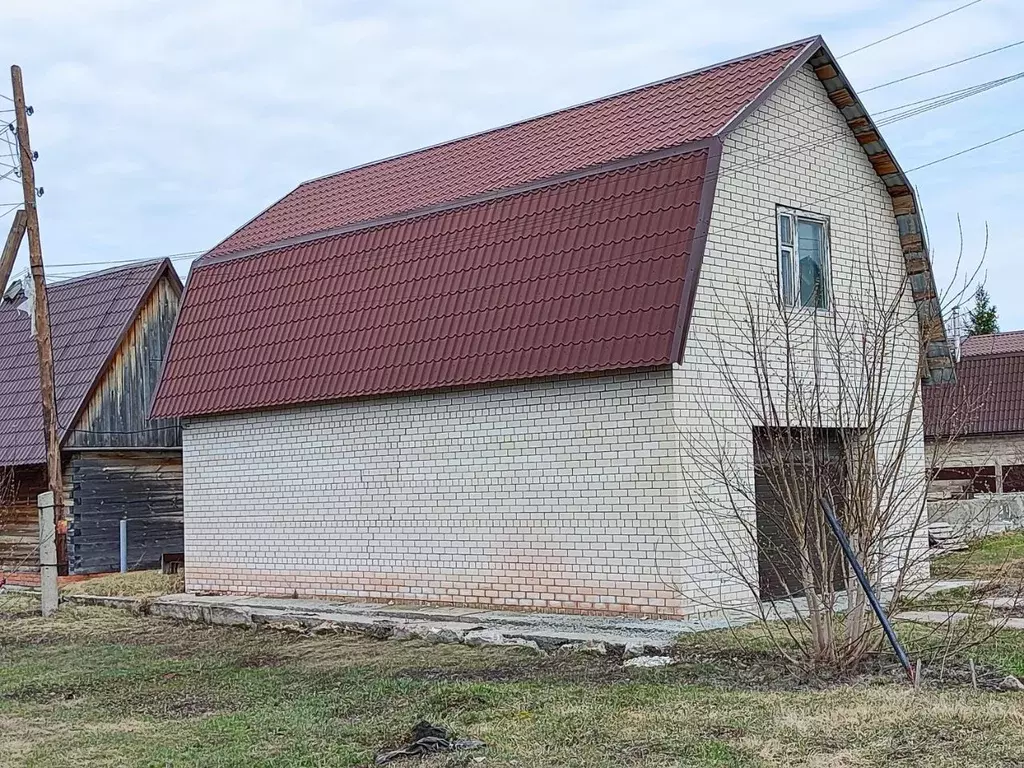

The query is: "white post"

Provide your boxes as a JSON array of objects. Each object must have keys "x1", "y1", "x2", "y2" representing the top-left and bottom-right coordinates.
[{"x1": 37, "y1": 490, "x2": 58, "y2": 616}]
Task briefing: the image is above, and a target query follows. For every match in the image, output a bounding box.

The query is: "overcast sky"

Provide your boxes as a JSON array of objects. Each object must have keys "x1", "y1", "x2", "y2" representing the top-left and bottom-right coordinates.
[{"x1": 0, "y1": 1, "x2": 1021, "y2": 327}]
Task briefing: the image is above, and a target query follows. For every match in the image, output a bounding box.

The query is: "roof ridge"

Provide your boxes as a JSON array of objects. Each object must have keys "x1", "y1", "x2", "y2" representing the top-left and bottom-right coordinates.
[
  {"x1": 297, "y1": 36, "x2": 818, "y2": 190},
  {"x1": 49, "y1": 258, "x2": 169, "y2": 288},
  {"x1": 966, "y1": 329, "x2": 1024, "y2": 338},
  {"x1": 204, "y1": 36, "x2": 816, "y2": 259},
  {"x1": 199, "y1": 140, "x2": 713, "y2": 267},
  {"x1": 958, "y1": 349, "x2": 1024, "y2": 361}
]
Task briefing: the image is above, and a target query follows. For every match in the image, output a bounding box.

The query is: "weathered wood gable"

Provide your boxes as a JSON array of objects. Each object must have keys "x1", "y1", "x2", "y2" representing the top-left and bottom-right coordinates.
[{"x1": 65, "y1": 274, "x2": 182, "y2": 450}]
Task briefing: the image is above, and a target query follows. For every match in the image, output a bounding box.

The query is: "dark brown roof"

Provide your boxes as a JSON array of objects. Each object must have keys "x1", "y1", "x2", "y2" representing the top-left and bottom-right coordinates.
[
  {"x1": 0, "y1": 260, "x2": 177, "y2": 467},
  {"x1": 207, "y1": 39, "x2": 814, "y2": 259},
  {"x1": 152, "y1": 149, "x2": 710, "y2": 418},
  {"x1": 924, "y1": 351, "x2": 1024, "y2": 438},
  {"x1": 961, "y1": 331, "x2": 1024, "y2": 358}
]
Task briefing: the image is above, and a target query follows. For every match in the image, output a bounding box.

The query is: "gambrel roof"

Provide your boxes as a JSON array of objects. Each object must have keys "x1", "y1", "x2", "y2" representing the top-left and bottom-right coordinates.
[{"x1": 151, "y1": 36, "x2": 951, "y2": 420}]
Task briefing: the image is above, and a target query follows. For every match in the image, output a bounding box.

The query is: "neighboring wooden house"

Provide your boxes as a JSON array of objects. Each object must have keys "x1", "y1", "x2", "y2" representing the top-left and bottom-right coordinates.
[
  {"x1": 0, "y1": 259, "x2": 183, "y2": 575},
  {"x1": 152, "y1": 36, "x2": 950, "y2": 615}
]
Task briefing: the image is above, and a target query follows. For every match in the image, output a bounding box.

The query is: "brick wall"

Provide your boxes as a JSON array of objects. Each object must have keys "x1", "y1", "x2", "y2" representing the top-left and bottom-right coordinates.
[
  {"x1": 183, "y1": 370, "x2": 686, "y2": 615},
  {"x1": 670, "y1": 63, "x2": 928, "y2": 606},
  {"x1": 182, "y1": 63, "x2": 927, "y2": 614}
]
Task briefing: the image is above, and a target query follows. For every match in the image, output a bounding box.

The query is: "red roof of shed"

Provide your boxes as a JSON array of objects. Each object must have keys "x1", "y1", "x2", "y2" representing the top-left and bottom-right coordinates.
[
  {"x1": 153, "y1": 38, "x2": 826, "y2": 419},
  {"x1": 0, "y1": 260, "x2": 175, "y2": 466},
  {"x1": 961, "y1": 331, "x2": 1024, "y2": 358},
  {"x1": 924, "y1": 350, "x2": 1024, "y2": 438}
]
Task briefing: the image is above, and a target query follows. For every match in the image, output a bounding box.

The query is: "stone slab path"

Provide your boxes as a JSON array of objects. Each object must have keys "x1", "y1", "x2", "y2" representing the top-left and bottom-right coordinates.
[
  {"x1": 66, "y1": 593, "x2": 764, "y2": 654},
  {"x1": 979, "y1": 596, "x2": 1024, "y2": 610},
  {"x1": 60, "y1": 577, "x2": 1013, "y2": 656}
]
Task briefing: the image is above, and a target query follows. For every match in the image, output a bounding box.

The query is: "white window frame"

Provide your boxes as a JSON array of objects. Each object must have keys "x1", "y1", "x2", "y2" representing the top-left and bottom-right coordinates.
[{"x1": 777, "y1": 207, "x2": 832, "y2": 312}]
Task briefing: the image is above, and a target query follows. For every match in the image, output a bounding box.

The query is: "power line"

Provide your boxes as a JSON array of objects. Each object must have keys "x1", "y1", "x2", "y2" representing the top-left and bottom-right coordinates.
[
  {"x1": 839, "y1": 0, "x2": 987, "y2": 57},
  {"x1": 47, "y1": 64, "x2": 1022, "y2": 282},
  {"x1": 44, "y1": 127, "x2": 1024, "y2": 435},
  {"x1": 9, "y1": 251, "x2": 206, "y2": 282},
  {"x1": 875, "y1": 70, "x2": 1024, "y2": 114},
  {"x1": 185, "y1": 120, "x2": 1024, "y2": 316},
  {"x1": 863, "y1": 39, "x2": 1024, "y2": 93},
  {"x1": 43, "y1": 250, "x2": 204, "y2": 270},
  {"x1": 676, "y1": 124, "x2": 1024, "y2": 263},
  {"x1": 247, "y1": 71, "x2": 1024, "y2": 264},
  {"x1": 4, "y1": 34, "x2": 1019, "y2": 284},
  {"x1": 907, "y1": 125, "x2": 1024, "y2": 172}
]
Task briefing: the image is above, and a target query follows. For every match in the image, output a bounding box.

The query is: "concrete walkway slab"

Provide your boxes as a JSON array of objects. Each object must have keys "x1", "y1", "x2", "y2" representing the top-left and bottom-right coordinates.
[
  {"x1": 979, "y1": 596, "x2": 1023, "y2": 610},
  {"x1": 69, "y1": 592, "x2": 762, "y2": 652},
  {"x1": 69, "y1": 582, "x2": 1021, "y2": 655},
  {"x1": 924, "y1": 580, "x2": 988, "y2": 593}
]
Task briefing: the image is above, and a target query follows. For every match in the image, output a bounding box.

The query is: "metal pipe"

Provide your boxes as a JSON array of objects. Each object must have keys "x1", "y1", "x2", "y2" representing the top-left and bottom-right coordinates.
[
  {"x1": 119, "y1": 519, "x2": 128, "y2": 574},
  {"x1": 818, "y1": 497, "x2": 916, "y2": 683}
]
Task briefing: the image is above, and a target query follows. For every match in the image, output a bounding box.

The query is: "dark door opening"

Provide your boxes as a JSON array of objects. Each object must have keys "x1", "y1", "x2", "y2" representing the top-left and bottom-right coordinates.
[{"x1": 754, "y1": 427, "x2": 849, "y2": 601}]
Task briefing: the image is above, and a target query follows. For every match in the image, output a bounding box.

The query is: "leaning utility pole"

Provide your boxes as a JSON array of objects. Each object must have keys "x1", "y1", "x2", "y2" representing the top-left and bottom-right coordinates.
[{"x1": 11, "y1": 65, "x2": 65, "y2": 591}]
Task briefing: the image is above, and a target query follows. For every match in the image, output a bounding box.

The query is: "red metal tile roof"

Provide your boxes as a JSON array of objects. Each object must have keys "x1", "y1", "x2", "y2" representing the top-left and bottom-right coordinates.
[
  {"x1": 961, "y1": 331, "x2": 1024, "y2": 358},
  {"x1": 0, "y1": 260, "x2": 174, "y2": 466},
  {"x1": 208, "y1": 40, "x2": 812, "y2": 258},
  {"x1": 151, "y1": 149, "x2": 709, "y2": 418},
  {"x1": 924, "y1": 351, "x2": 1024, "y2": 438}
]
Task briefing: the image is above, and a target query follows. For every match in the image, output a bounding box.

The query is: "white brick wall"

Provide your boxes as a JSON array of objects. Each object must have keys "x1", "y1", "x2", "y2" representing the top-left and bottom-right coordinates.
[
  {"x1": 181, "y1": 64, "x2": 927, "y2": 615},
  {"x1": 183, "y1": 371, "x2": 686, "y2": 615},
  {"x1": 670, "y1": 64, "x2": 927, "y2": 605}
]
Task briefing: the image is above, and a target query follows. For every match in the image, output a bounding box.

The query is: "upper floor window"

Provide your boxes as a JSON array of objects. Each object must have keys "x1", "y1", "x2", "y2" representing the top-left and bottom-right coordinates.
[{"x1": 777, "y1": 208, "x2": 830, "y2": 310}]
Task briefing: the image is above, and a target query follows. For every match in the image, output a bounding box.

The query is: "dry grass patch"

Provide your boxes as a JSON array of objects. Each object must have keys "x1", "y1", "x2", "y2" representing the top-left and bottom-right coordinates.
[
  {"x1": 60, "y1": 569, "x2": 184, "y2": 598},
  {"x1": 2, "y1": 599, "x2": 1024, "y2": 767}
]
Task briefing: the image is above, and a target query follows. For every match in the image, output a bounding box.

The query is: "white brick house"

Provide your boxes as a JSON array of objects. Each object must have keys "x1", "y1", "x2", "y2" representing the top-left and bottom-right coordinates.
[{"x1": 153, "y1": 37, "x2": 950, "y2": 616}]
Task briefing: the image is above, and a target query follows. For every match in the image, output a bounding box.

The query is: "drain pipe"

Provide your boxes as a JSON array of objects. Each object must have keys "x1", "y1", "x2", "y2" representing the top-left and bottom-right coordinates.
[
  {"x1": 818, "y1": 497, "x2": 915, "y2": 684},
  {"x1": 119, "y1": 519, "x2": 128, "y2": 574}
]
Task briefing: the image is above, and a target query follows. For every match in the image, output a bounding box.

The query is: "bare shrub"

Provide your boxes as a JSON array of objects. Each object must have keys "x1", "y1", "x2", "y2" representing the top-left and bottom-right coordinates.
[{"x1": 666, "y1": 231, "x2": 1010, "y2": 673}]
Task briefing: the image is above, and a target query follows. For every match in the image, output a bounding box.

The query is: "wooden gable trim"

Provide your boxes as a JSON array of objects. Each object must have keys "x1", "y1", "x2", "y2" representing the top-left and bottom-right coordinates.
[
  {"x1": 716, "y1": 38, "x2": 953, "y2": 383},
  {"x1": 806, "y1": 46, "x2": 954, "y2": 384}
]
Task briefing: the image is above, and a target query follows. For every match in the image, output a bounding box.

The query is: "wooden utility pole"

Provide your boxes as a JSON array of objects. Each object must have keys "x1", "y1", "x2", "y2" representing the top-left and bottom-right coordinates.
[
  {"x1": 0, "y1": 209, "x2": 26, "y2": 293},
  {"x1": 11, "y1": 65, "x2": 65, "y2": 576}
]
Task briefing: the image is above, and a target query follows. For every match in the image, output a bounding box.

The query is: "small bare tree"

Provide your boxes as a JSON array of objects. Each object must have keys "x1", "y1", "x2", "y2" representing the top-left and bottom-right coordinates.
[{"x1": 668, "y1": 231, "x2": 1005, "y2": 671}]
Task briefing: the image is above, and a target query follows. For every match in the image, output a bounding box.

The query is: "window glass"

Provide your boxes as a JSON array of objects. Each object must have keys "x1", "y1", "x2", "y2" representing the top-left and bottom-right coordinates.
[
  {"x1": 779, "y1": 214, "x2": 793, "y2": 247},
  {"x1": 780, "y1": 247, "x2": 794, "y2": 305},
  {"x1": 777, "y1": 209, "x2": 830, "y2": 310},
  {"x1": 797, "y1": 219, "x2": 826, "y2": 309}
]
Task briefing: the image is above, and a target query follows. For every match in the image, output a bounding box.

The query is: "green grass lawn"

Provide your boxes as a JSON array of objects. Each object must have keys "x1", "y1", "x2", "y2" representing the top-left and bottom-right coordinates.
[
  {"x1": 2, "y1": 595, "x2": 1024, "y2": 768},
  {"x1": 932, "y1": 531, "x2": 1024, "y2": 580}
]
